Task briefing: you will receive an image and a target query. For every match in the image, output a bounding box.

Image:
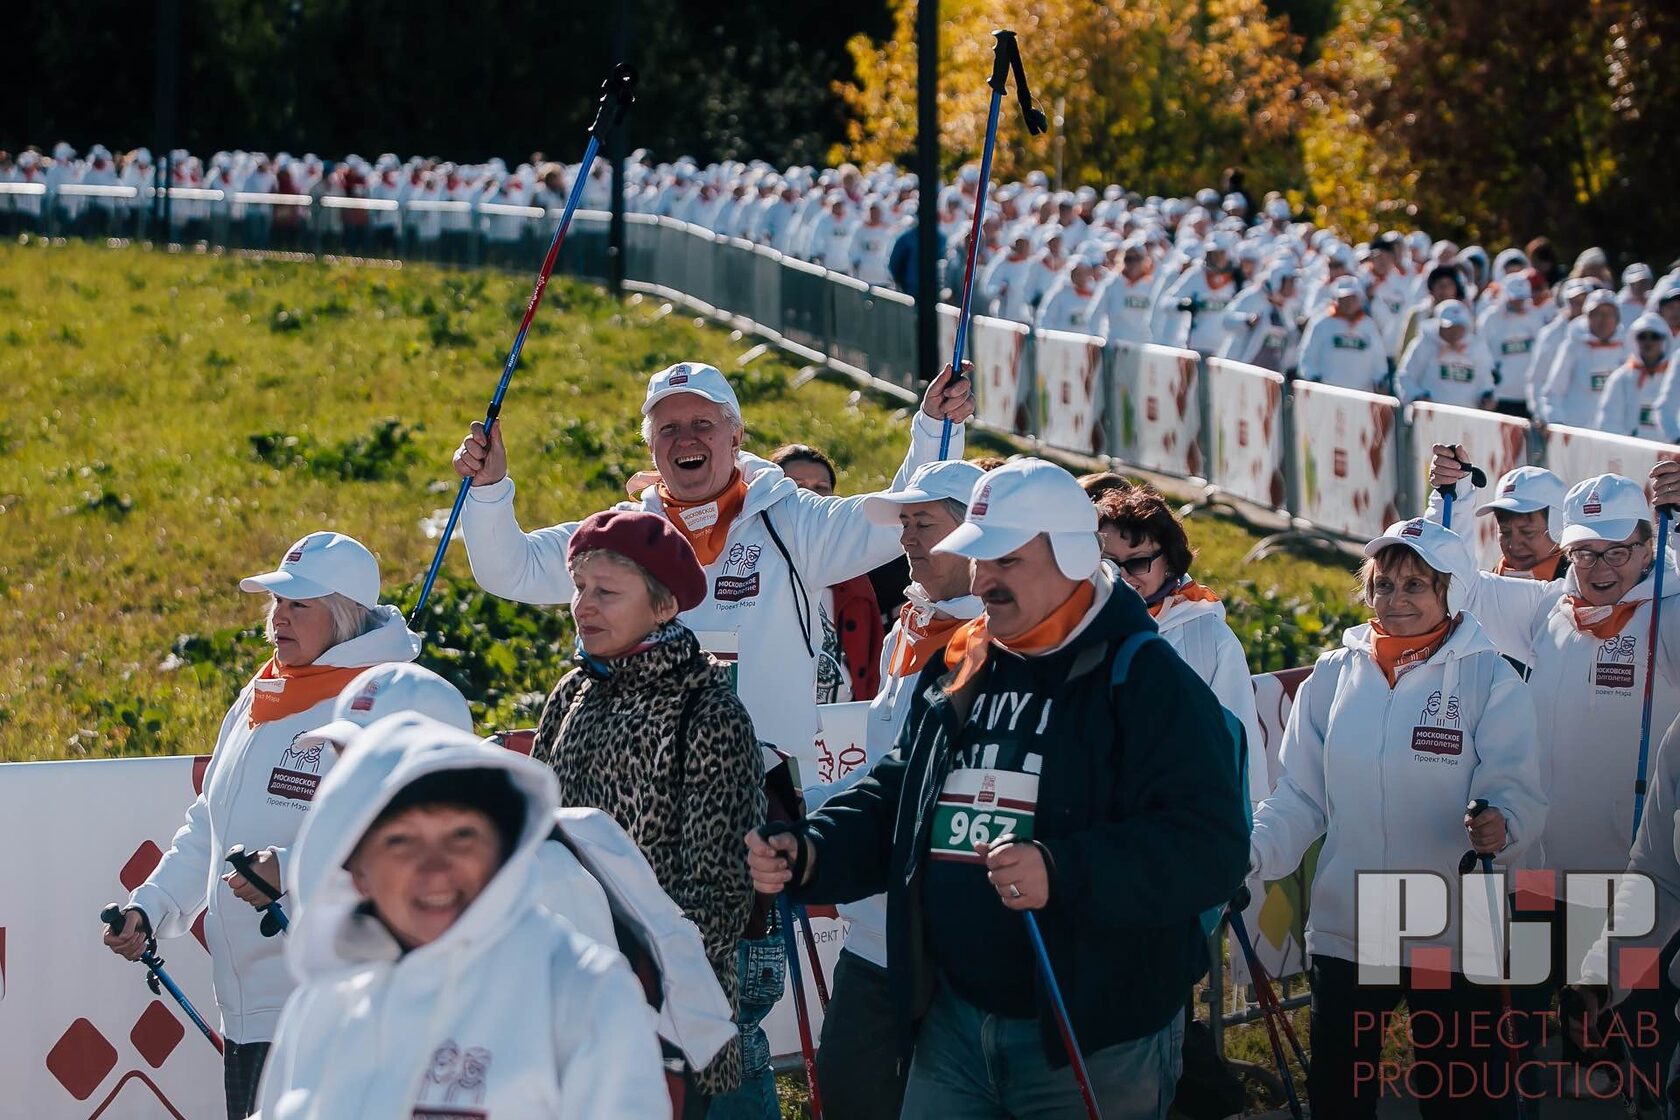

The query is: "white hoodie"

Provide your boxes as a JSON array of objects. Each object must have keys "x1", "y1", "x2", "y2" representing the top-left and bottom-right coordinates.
[
  {"x1": 1297, "y1": 309, "x2": 1389, "y2": 393},
  {"x1": 1595, "y1": 356, "x2": 1675, "y2": 441},
  {"x1": 127, "y1": 607, "x2": 421, "y2": 1042},
  {"x1": 1395, "y1": 323, "x2": 1496, "y2": 408},
  {"x1": 1250, "y1": 614, "x2": 1546, "y2": 968},
  {"x1": 461, "y1": 415, "x2": 960, "y2": 757},
  {"x1": 1476, "y1": 301, "x2": 1547, "y2": 409},
  {"x1": 259, "y1": 716, "x2": 666, "y2": 1120},
  {"x1": 1539, "y1": 318, "x2": 1629, "y2": 427},
  {"x1": 1151, "y1": 587, "x2": 1269, "y2": 806}
]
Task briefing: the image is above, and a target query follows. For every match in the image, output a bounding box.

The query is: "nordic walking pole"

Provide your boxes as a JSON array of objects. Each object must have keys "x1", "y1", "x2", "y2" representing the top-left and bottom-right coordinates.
[
  {"x1": 938, "y1": 28, "x2": 1048, "y2": 460},
  {"x1": 1022, "y1": 911, "x2": 1103, "y2": 1119},
  {"x1": 794, "y1": 906, "x2": 831, "y2": 1011},
  {"x1": 775, "y1": 895, "x2": 825, "y2": 1118},
  {"x1": 1437, "y1": 452, "x2": 1487, "y2": 532},
  {"x1": 409, "y1": 63, "x2": 638, "y2": 625},
  {"x1": 1458, "y1": 800, "x2": 1523, "y2": 1088},
  {"x1": 226, "y1": 844, "x2": 288, "y2": 937},
  {"x1": 1634, "y1": 506, "x2": 1672, "y2": 841},
  {"x1": 101, "y1": 904, "x2": 225, "y2": 1054},
  {"x1": 1226, "y1": 908, "x2": 1303, "y2": 1119}
]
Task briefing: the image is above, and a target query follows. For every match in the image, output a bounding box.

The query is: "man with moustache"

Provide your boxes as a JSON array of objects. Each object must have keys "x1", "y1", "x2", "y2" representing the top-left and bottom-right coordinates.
[{"x1": 745, "y1": 458, "x2": 1248, "y2": 1119}]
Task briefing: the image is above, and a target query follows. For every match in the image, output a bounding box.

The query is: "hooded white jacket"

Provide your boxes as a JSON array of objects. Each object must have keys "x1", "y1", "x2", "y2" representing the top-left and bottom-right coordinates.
[
  {"x1": 127, "y1": 607, "x2": 420, "y2": 1042},
  {"x1": 1249, "y1": 615, "x2": 1545, "y2": 968},
  {"x1": 1218, "y1": 285, "x2": 1300, "y2": 372},
  {"x1": 1156, "y1": 267, "x2": 1240, "y2": 353},
  {"x1": 1151, "y1": 589, "x2": 1269, "y2": 806},
  {"x1": 461, "y1": 415, "x2": 960, "y2": 757},
  {"x1": 1476, "y1": 301, "x2": 1547, "y2": 408},
  {"x1": 1395, "y1": 323, "x2": 1496, "y2": 408},
  {"x1": 1297, "y1": 309, "x2": 1389, "y2": 393},
  {"x1": 1539, "y1": 318, "x2": 1629, "y2": 428},
  {"x1": 1097, "y1": 270, "x2": 1159, "y2": 344},
  {"x1": 1596, "y1": 357, "x2": 1675, "y2": 441},
  {"x1": 260, "y1": 716, "x2": 666, "y2": 1120}
]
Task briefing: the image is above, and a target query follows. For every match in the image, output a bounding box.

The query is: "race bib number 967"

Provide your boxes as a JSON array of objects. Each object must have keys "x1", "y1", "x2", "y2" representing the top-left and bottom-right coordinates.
[{"x1": 929, "y1": 769, "x2": 1039, "y2": 864}]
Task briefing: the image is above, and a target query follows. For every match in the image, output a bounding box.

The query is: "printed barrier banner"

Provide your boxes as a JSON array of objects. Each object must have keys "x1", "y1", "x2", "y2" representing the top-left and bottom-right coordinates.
[
  {"x1": 1406, "y1": 402, "x2": 1530, "y2": 567},
  {"x1": 1231, "y1": 667, "x2": 1318, "y2": 985},
  {"x1": 1110, "y1": 343, "x2": 1205, "y2": 480},
  {"x1": 1033, "y1": 328, "x2": 1108, "y2": 457},
  {"x1": 1545, "y1": 424, "x2": 1680, "y2": 495},
  {"x1": 1289, "y1": 381, "x2": 1402, "y2": 541},
  {"x1": 1206, "y1": 358, "x2": 1287, "y2": 512},
  {"x1": 938, "y1": 307, "x2": 1032, "y2": 435}
]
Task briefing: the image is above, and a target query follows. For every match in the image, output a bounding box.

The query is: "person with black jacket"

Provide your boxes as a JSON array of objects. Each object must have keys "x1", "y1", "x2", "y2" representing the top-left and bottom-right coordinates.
[{"x1": 746, "y1": 458, "x2": 1249, "y2": 1120}]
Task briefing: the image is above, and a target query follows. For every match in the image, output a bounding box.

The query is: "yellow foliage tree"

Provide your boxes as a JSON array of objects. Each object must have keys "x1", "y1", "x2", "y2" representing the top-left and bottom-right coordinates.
[{"x1": 835, "y1": 0, "x2": 1307, "y2": 194}]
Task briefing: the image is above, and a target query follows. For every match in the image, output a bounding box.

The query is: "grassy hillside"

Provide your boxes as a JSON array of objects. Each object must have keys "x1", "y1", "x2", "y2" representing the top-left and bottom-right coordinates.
[{"x1": 0, "y1": 240, "x2": 1359, "y2": 760}]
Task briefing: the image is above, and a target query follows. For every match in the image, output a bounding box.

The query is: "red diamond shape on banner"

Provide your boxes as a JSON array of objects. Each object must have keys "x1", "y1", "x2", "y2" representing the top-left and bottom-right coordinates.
[
  {"x1": 120, "y1": 842, "x2": 164, "y2": 893},
  {"x1": 192, "y1": 756, "x2": 212, "y2": 795},
  {"x1": 46, "y1": 1018, "x2": 117, "y2": 1101},
  {"x1": 130, "y1": 1000, "x2": 185, "y2": 1068}
]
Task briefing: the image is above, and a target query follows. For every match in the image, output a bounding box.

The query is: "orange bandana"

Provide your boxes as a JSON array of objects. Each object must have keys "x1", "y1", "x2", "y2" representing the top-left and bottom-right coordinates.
[
  {"x1": 888, "y1": 604, "x2": 967, "y2": 678},
  {"x1": 1563, "y1": 596, "x2": 1645, "y2": 639},
  {"x1": 248, "y1": 659, "x2": 366, "y2": 727},
  {"x1": 1148, "y1": 579, "x2": 1221, "y2": 619},
  {"x1": 1495, "y1": 552, "x2": 1564, "y2": 581},
  {"x1": 658, "y1": 472, "x2": 748, "y2": 567},
  {"x1": 1368, "y1": 617, "x2": 1452, "y2": 686},
  {"x1": 944, "y1": 582, "x2": 1097, "y2": 692}
]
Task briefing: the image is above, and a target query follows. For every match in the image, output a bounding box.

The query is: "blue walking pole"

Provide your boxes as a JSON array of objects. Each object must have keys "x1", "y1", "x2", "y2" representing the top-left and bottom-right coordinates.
[
  {"x1": 226, "y1": 844, "x2": 289, "y2": 937},
  {"x1": 410, "y1": 64, "x2": 638, "y2": 626},
  {"x1": 101, "y1": 904, "x2": 225, "y2": 1054},
  {"x1": 938, "y1": 29, "x2": 1047, "y2": 460},
  {"x1": 1634, "y1": 507, "x2": 1672, "y2": 841},
  {"x1": 1022, "y1": 911, "x2": 1103, "y2": 1119}
]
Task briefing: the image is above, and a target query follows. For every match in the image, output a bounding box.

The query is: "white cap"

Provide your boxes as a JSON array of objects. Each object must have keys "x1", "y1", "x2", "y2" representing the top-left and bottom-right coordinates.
[
  {"x1": 640, "y1": 362, "x2": 740, "y2": 416},
  {"x1": 1503, "y1": 273, "x2": 1533, "y2": 302},
  {"x1": 1630, "y1": 312, "x2": 1672, "y2": 341},
  {"x1": 933, "y1": 458, "x2": 1100, "y2": 581},
  {"x1": 1329, "y1": 275, "x2": 1364, "y2": 300},
  {"x1": 1583, "y1": 289, "x2": 1618, "y2": 315},
  {"x1": 1264, "y1": 197, "x2": 1292, "y2": 220},
  {"x1": 240, "y1": 531, "x2": 380, "y2": 608},
  {"x1": 1477, "y1": 466, "x2": 1567, "y2": 539},
  {"x1": 1435, "y1": 299, "x2": 1472, "y2": 329},
  {"x1": 1363, "y1": 518, "x2": 1477, "y2": 612},
  {"x1": 1560, "y1": 474, "x2": 1650, "y2": 548},
  {"x1": 862, "y1": 460, "x2": 986, "y2": 525},
  {"x1": 293, "y1": 663, "x2": 474, "y2": 751},
  {"x1": 1625, "y1": 263, "x2": 1654, "y2": 285}
]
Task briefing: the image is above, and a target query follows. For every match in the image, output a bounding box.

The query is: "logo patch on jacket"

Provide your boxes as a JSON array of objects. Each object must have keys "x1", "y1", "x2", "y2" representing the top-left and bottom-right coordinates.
[
  {"x1": 1596, "y1": 634, "x2": 1636, "y2": 689},
  {"x1": 269, "y1": 739, "x2": 325, "y2": 801},
  {"x1": 714, "y1": 542, "x2": 761, "y2": 602},
  {"x1": 414, "y1": 1039, "x2": 491, "y2": 1118},
  {"x1": 1411, "y1": 690, "x2": 1464, "y2": 757}
]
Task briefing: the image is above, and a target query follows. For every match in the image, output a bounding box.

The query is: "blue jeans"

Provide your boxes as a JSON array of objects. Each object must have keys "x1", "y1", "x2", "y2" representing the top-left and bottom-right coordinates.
[
  {"x1": 900, "y1": 983, "x2": 1183, "y2": 1120},
  {"x1": 706, "y1": 932, "x2": 785, "y2": 1120}
]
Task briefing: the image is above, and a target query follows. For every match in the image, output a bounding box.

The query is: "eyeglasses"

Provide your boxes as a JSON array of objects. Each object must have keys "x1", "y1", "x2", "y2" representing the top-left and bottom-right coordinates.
[
  {"x1": 1115, "y1": 550, "x2": 1163, "y2": 577},
  {"x1": 1565, "y1": 543, "x2": 1639, "y2": 569}
]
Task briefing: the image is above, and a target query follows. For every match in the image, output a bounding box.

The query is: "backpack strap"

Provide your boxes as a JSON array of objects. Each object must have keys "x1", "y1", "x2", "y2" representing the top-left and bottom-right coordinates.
[{"x1": 1109, "y1": 630, "x2": 1168, "y2": 690}]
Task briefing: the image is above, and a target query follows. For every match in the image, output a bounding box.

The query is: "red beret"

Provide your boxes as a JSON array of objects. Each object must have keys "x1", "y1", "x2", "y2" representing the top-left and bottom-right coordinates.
[{"x1": 567, "y1": 509, "x2": 707, "y2": 612}]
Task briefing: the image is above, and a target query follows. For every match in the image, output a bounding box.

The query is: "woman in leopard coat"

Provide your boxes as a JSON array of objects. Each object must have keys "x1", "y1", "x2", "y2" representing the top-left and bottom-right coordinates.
[{"x1": 532, "y1": 510, "x2": 764, "y2": 1106}]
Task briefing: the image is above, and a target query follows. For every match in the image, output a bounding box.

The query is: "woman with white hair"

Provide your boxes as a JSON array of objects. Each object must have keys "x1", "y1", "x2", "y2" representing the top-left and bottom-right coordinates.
[{"x1": 100, "y1": 531, "x2": 420, "y2": 1120}]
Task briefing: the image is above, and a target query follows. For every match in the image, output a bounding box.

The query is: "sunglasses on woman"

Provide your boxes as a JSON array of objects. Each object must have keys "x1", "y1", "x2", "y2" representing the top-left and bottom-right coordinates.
[{"x1": 1114, "y1": 550, "x2": 1163, "y2": 577}]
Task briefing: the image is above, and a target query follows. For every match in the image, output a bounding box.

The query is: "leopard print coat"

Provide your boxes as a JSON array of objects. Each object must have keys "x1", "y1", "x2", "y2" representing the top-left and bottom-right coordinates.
[{"x1": 532, "y1": 624, "x2": 764, "y2": 1096}]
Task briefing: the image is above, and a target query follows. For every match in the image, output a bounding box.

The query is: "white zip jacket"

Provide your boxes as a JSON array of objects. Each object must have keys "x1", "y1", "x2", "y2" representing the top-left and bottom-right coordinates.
[
  {"x1": 1450, "y1": 555, "x2": 1680, "y2": 881},
  {"x1": 1395, "y1": 324, "x2": 1496, "y2": 408},
  {"x1": 1476, "y1": 303, "x2": 1547, "y2": 409},
  {"x1": 127, "y1": 607, "x2": 420, "y2": 1043},
  {"x1": 1097, "y1": 271, "x2": 1159, "y2": 344},
  {"x1": 1297, "y1": 310, "x2": 1389, "y2": 393},
  {"x1": 1152, "y1": 590, "x2": 1269, "y2": 806},
  {"x1": 261, "y1": 718, "x2": 666, "y2": 1120},
  {"x1": 1249, "y1": 616, "x2": 1546, "y2": 968},
  {"x1": 1218, "y1": 286, "x2": 1300, "y2": 372},
  {"x1": 1156, "y1": 268, "x2": 1240, "y2": 353},
  {"x1": 1596, "y1": 359, "x2": 1675, "y2": 441},
  {"x1": 461, "y1": 415, "x2": 961, "y2": 758},
  {"x1": 1539, "y1": 318, "x2": 1629, "y2": 427},
  {"x1": 1036, "y1": 281, "x2": 1104, "y2": 335}
]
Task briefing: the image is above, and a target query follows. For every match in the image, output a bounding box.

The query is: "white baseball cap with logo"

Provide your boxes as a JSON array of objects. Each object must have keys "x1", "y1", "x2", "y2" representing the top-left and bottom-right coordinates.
[
  {"x1": 1435, "y1": 299, "x2": 1472, "y2": 329},
  {"x1": 1560, "y1": 474, "x2": 1651, "y2": 548},
  {"x1": 292, "y1": 662, "x2": 473, "y2": 751},
  {"x1": 641, "y1": 362, "x2": 741, "y2": 416},
  {"x1": 862, "y1": 460, "x2": 987, "y2": 525},
  {"x1": 1478, "y1": 466, "x2": 1567, "y2": 539},
  {"x1": 239, "y1": 531, "x2": 380, "y2": 608},
  {"x1": 1363, "y1": 517, "x2": 1477, "y2": 612},
  {"x1": 933, "y1": 458, "x2": 1100, "y2": 580}
]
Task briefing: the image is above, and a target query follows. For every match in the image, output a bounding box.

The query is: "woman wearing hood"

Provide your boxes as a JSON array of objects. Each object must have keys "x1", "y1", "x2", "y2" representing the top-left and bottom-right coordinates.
[
  {"x1": 101, "y1": 532, "x2": 422, "y2": 1120},
  {"x1": 1596, "y1": 313, "x2": 1675, "y2": 441},
  {"x1": 1539, "y1": 290, "x2": 1629, "y2": 429},
  {"x1": 1249, "y1": 518, "x2": 1545, "y2": 1116},
  {"x1": 1394, "y1": 299, "x2": 1496, "y2": 409},
  {"x1": 529, "y1": 509, "x2": 764, "y2": 1110},
  {"x1": 256, "y1": 713, "x2": 667, "y2": 1118}
]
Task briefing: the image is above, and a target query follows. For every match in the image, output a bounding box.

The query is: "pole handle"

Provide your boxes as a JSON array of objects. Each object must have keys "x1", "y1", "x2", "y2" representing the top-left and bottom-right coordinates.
[
  {"x1": 100, "y1": 903, "x2": 127, "y2": 936},
  {"x1": 1458, "y1": 798, "x2": 1491, "y2": 874},
  {"x1": 588, "y1": 64, "x2": 640, "y2": 137},
  {"x1": 225, "y1": 845, "x2": 285, "y2": 904},
  {"x1": 987, "y1": 30, "x2": 1016, "y2": 94}
]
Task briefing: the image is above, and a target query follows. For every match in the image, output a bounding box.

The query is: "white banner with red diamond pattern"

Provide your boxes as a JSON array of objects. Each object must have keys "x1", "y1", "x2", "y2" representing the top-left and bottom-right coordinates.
[
  {"x1": 938, "y1": 306, "x2": 1033, "y2": 436},
  {"x1": 1406, "y1": 402, "x2": 1530, "y2": 569},
  {"x1": 1289, "y1": 380, "x2": 1403, "y2": 541},
  {"x1": 1033, "y1": 328, "x2": 1108, "y2": 457},
  {"x1": 1545, "y1": 424, "x2": 1680, "y2": 498},
  {"x1": 1109, "y1": 342, "x2": 1205, "y2": 480},
  {"x1": 0, "y1": 756, "x2": 223, "y2": 1118},
  {"x1": 1206, "y1": 358, "x2": 1288, "y2": 512}
]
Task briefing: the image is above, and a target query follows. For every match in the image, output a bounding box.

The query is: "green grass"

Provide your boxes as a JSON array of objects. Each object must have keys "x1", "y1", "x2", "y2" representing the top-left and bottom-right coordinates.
[{"x1": 0, "y1": 237, "x2": 1358, "y2": 766}]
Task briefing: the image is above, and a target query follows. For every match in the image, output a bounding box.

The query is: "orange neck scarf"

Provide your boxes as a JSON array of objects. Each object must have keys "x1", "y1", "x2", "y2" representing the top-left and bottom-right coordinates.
[
  {"x1": 1495, "y1": 551, "x2": 1564, "y2": 581},
  {"x1": 248, "y1": 659, "x2": 366, "y2": 727},
  {"x1": 1368, "y1": 617, "x2": 1452, "y2": 686},
  {"x1": 944, "y1": 581, "x2": 1097, "y2": 692},
  {"x1": 1148, "y1": 578, "x2": 1221, "y2": 619},
  {"x1": 889, "y1": 603, "x2": 967, "y2": 678},
  {"x1": 658, "y1": 472, "x2": 749, "y2": 566},
  {"x1": 1563, "y1": 596, "x2": 1645, "y2": 639}
]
